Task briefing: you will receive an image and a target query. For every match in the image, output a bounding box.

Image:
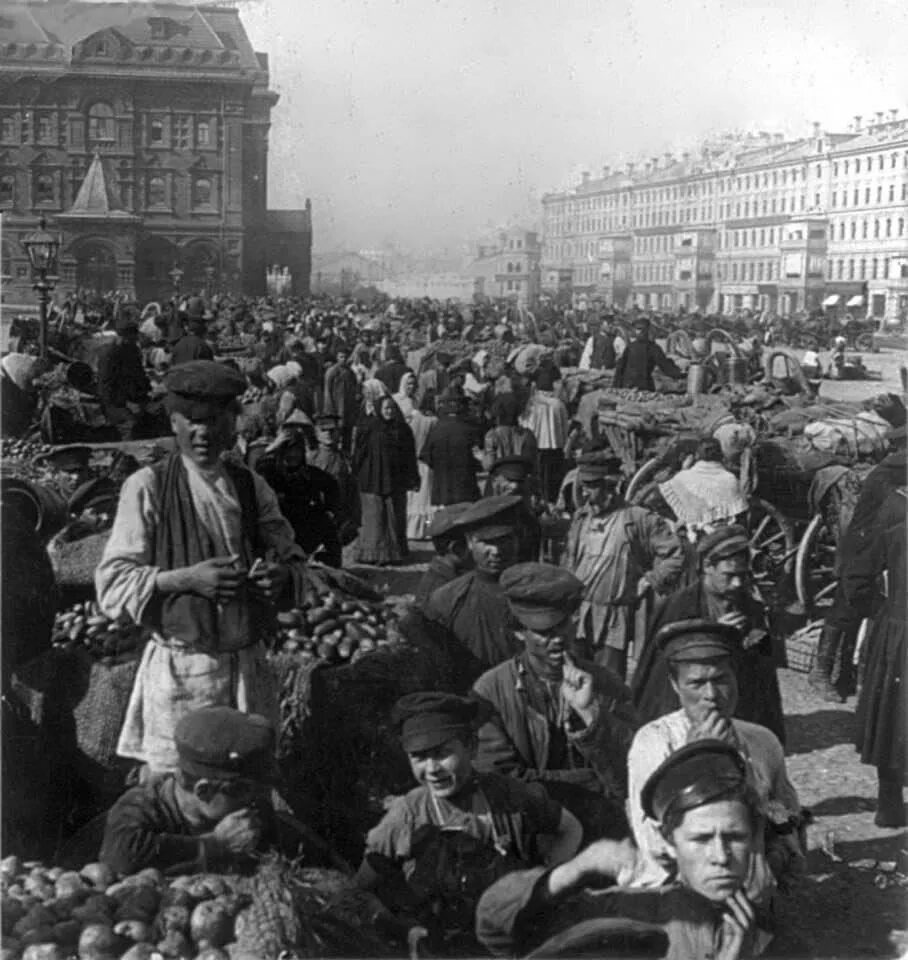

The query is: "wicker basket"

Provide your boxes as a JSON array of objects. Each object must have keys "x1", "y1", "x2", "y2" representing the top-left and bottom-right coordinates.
[{"x1": 785, "y1": 621, "x2": 821, "y2": 673}]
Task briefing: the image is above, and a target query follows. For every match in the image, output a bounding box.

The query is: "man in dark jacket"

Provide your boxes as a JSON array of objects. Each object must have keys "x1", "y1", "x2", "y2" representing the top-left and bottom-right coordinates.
[
  {"x1": 473, "y1": 563, "x2": 636, "y2": 840},
  {"x1": 96, "y1": 314, "x2": 151, "y2": 440},
  {"x1": 171, "y1": 298, "x2": 214, "y2": 367},
  {"x1": 631, "y1": 525, "x2": 786, "y2": 745},
  {"x1": 420, "y1": 390, "x2": 483, "y2": 506},
  {"x1": 375, "y1": 345, "x2": 410, "y2": 393},
  {"x1": 414, "y1": 502, "x2": 473, "y2": 605},
  {"x1": 613, "y1": 317, "x2": 682, "y2": 392},
  {"x1": 486, "y1": 456, "x2": 543, "y2": 563}
]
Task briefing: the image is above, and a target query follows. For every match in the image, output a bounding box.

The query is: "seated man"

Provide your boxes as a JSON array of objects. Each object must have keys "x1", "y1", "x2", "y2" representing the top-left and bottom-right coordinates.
[
  {"x1": 413, "y1": 502, "x2": 474, "y2": 605},
  {"x1": 477, "y1": 741, "x2": 771, "y2": 958},
  {"x1": 99, "y1": 707, "x2": 297, "y2": 877},
  {"x1": 356, "y1": 692, "x2": 582, "y2": 956},
  {"x1": 473, "y1": 563, "x2": 636, "y2": 840},
  {"x1": 627, "y1": 620, "x2": 804, "y2": 901}
]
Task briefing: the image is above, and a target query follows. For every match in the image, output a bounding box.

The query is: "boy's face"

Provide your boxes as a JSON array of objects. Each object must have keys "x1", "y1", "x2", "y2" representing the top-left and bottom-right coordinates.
[{"x1": 195, "y1": 777, "x2": 265, "y2": 822}]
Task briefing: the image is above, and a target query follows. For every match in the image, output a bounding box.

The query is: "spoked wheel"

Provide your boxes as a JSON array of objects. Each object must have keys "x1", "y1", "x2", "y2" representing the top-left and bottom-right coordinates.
[
  {"x1": 795, "y1": 512, "x2": 839, "y2": 615},
  {"x1": 854, "y1": 332, "x2": 874, "y2": 352},
  {"x1": 746, "y1": 497, "x2": 796, "y2": 597},
  {"x1": 626, "y1": 457, "x2": 662, "y2": 503}
]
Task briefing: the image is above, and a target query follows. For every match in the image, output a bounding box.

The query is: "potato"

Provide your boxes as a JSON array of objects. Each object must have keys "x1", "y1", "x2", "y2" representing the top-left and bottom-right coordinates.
[
  {"x1": 134, "y1": 869, "x2": 164, "y2": 888},
  {"x1": 4, "y1": 886, "x2": 25, "y2": 900},
  {"x1": 76, "y1": 923, "x2": 125, "y2": 960},
  {"x1": 52, "y1": 872, "x2": 85, "y2": 900},
  {"x1": 0, "y1": 941, "x2": 22, "y2": 960},
  {"x1": 184, "y1": 877, "x2": 228, "y2": 902},
  {"x1": 155, "y1": 904, "x2": 190, "y2": 936},
  {"x1": 70, "y1": 894, "x2": 116, "y2": 925},
  {"x1": 194, "y1": 948, "x2": 230, "y2": 960},
  {"x1": 0, "y1": 857, "x2": 21, "y2": 879},
  {"x1": 48, "y1": 890, "x2": 91, "y2": 918},
  {"x1": 1, "y1": 897, "x2": 24, "y2": 934},
  {"x1": 42, "y1": 871, "x2": 62, "y2": 884},
  {"x1": 159, "y1": 888, "x2": 194, "y2": 911},
  {"x1": 50, "y1": 919, "x2": 81, "y2": 945},
  {"x1": 119, "y1": 946, "x2": 157, "y2": 960},
  {"x1": 156, "y1": 930, "x2": 193, "y2": 958},
  {"x1": 113, "y1": 920, "x2": 152, "y2": 942},
  {"x1": 78, "y1": 864, "x2": 114, "y2": 891},
  {"x1": 18, "y1": 928, "x2": 57, "y2": 948},
  {"x1": 189, "y1": 900, "x2": 233, "y2": 948},
  {"x1": 21, "y1": 944, "x2": 67, "y2": 960},
  {"x1": 114, "y1": 885, "x2": 160, "y2": 922},
  {"x1": 13, "y1": 906, "x2": 56, "y2": 938}
]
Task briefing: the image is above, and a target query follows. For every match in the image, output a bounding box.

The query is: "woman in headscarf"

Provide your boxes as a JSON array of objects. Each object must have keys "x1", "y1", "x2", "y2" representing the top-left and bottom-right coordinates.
[
  {"x1": 392, "y1": 369, "x2": 418, "y2": 421},
  {"x1": 405, "y1": 391, "x2": 439, "y2": 540},
  {"x1": 351, "y1": 382, "x2": 420, "y2": 565}
]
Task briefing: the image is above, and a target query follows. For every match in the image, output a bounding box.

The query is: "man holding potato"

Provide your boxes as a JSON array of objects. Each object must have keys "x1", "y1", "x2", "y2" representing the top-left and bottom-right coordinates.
[{"x1": 96, "y1": 361, "x2": 305, "y2": 777}]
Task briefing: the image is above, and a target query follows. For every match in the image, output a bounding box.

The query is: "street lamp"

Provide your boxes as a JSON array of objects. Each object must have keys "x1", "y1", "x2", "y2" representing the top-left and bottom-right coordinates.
[
  {"x1": 204, "y1": 264, "x2": 215, "y2": 298},
  {"x1": 21, "y1": 215, "x2": 60, "y2": 361},
  {"x1": 168, "y1": 264, "x2": 184, "y2": 298}
]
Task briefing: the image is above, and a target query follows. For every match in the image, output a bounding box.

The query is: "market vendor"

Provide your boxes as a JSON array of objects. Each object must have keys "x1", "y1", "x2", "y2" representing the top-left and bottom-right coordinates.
[
  {"x1": 613, "y1": 316, "x2": 683, "y2": 392},
  {"x1": 626, "y1": 620, "x2": 803, "y2": 901},
  {"x1": 561, "y1": 452, "x2": 683, "y2": 680},
  {"x1": 413, "y1": 502, "x2": 473, "y2": 605},
  {"x1": 423, "y1": 494, "x2": 525, "y2": 680},
  {"x1": 355, "y1": 692, "x2": 582, "y2": 955},
  {"x1": 632, "y1": 525, "x2": 786, "y2": 744},
  {"x1": 99, "y1": 707, "x2": 296, "y2": 877},
  {"x1": 476, "y1": 741, "x2": 769, "y2": 958},
  {"x1": 96, "y1": 359, "x2": 305, "y2": 776},
  {"x1": 473, "y1": 563, "x2": 636, "y2": 840}
]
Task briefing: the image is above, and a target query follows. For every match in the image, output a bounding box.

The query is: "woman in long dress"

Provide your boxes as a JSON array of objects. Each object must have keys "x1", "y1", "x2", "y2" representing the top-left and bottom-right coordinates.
[
  {"x1": 403, "y1": 389, "x2": 439, "y2": 541},
  {"x1": 351, "y1": 386, "x2": 419, "y2": 566},
  {"x1": 846, "y1": 484, "x2": 907, "y2": 827},
  {"x1": 520, "y1": 358, "x2": 569, "y2": 503}
]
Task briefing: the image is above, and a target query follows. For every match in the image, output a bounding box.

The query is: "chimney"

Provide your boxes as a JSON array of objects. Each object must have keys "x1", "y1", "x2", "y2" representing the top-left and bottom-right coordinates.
[
  {"x1": 890, "y1": 108, "x2": 899, "y2": 122},
  {"x1": 875, "y1": 110, "x2": 884, "y2": 126},
  {"x1": 664, "y1": 152, "x2": 673, "y2": 165},
  {"x1": 644, "y1": 161, "x2": 652, "y2": 174},
  {"x1": 650, "y1": 156, "x2": 659, "y2": 170},
  {"x1": 854, "y1": 114, "x2": 862, "y2": 132},
  {"x1": 601, "y1": 164, "x2": 611, "y2": 177},
  {"x1": 812, "y1": 121, "x2": 821, "y2": 137},
  {"x1": 626, "y1": 162, "x2": 635, "y2": 175}
]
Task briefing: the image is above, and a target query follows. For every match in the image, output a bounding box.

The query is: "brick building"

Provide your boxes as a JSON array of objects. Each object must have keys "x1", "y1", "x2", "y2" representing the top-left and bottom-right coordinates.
[
  {"x1": 541, "y1": 114, "x2": 908, "y2": 320},
  {"x1": 0, "y1": 0, "x2": 311, "y2": 303}
]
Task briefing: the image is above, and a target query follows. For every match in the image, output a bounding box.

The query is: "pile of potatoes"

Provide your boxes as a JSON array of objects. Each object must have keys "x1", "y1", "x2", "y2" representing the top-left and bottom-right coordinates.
[
  {"x1": 1, "y1": 439, "x2": 53, "y2": 461},
  {"x1": 51, "y1": 602, "x2": 146, "y2": 660},
  {"x1": 1, "y1": 856, "x2": 251, "y2": 960},
  {"x1": 274, "y1": 592, "x2": 401, "y2": 665}
]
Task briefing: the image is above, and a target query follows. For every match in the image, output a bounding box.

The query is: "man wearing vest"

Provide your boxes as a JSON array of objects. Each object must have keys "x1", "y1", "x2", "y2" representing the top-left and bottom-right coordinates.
[{"x1": 96, "y1": 360, "x2": 305, "y2": 777}]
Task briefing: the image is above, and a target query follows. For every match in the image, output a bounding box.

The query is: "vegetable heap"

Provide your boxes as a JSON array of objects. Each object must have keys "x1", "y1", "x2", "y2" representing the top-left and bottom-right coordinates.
[{"x1": 51, "y1": 602, "x2": 147, "y2": 661}]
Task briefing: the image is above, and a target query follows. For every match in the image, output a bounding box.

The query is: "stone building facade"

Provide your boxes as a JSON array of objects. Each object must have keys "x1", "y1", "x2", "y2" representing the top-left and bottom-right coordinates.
[
  {"x1": 470, "y1": 227, "x2": 541, "y2": 307},
  {"x1": 0, "y1": 0, "x2": 311, "y2": 304},
  {"x1": 541, "y1": 114, "x2": 908, "y2": 320}
]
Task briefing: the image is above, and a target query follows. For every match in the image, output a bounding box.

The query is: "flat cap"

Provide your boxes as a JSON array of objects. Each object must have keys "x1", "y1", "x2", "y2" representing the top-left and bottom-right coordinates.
[
  {"x1": 501, "y1": 562, "x2": 584, "y2": 630},
  {"x1": 458, "y1": 493, "x2": 522, "y2": 540},
  {"x1": 427, "y1": 501, "x2": 473, "y2": 541},
  {"x1": 656, "y1": 618, "x2": 739, "y2": 662},
  {"x1": 392, "y1": 692, "x2": 491, "y2": 753},
  {"x1": 641, "y1": 739, "x2": 747, "y2": 821},
  {"x1": 164, "y1": 360, "x2": 247, "y2": 419},
  {"x1": 175, "y1": 707, "x2": 276, "y2": 783},
  {"x1": 697, "y1": 524, "x2": 750, "y2": 565},
  {"x1": 576, "y1": 450, "x2": 623, "y2": 482},
  {"x1": 489, "y1": 456, "x2": 534, "y2": 481}
]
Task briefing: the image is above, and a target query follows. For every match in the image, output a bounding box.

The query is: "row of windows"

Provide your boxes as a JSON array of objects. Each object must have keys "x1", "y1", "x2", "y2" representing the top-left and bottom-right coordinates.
[
  {"x1": 832, "y1": 217, "x2": 905, "y2": 240},
  {"x1": 831, "y1": 183, "x2": 905, "y2": 207},
  {"x1": 0, "y1": 106, "x2": 216, "y2": 149},
  {"x1": 829, "y1": 257, "x2": 893, "y2": 281},
  {"x1": 0, "y1": 172, "x2": 216, "y2": 208}
]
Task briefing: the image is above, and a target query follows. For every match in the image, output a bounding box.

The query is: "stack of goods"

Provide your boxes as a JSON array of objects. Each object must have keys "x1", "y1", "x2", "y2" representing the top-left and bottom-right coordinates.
[
  {"x1": 0, "y1": 855, "x2": 393, "y2": 959},
  {"x1": 213, "y1": 333, "x2": 256, "y2": 356},
  {"x1": 50, "y1": 601, "x2": 148, "y2": 662}
]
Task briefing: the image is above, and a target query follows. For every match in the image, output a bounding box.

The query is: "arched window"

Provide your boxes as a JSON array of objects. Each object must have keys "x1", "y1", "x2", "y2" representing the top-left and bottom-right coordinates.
[
  {"x1": 87, "y1": 102, "x2": 114, "y2": 142},
  {"x1": 193, "y1": 177, "x2": 211, "y2": 206},
  {"x1": 0, "y1": 173, "x2": 13, "y2": 204},
  {"x1": 35, "y1": 173, "x2": 55, "y2": 203},
  {"x1": 148, "y1": 176, "x2": 166, "y2": 206}
]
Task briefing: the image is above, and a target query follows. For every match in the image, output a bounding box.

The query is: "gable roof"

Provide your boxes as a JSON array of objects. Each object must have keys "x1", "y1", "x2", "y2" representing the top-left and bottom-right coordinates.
[{"x1": 59, "y1": 152, "x2": 138, "y2": 222}]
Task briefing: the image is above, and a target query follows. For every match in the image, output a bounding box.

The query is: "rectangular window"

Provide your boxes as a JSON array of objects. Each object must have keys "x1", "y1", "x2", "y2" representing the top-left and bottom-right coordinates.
[
  {"x1": 0, "y1": 174, "x2": 13, "y2": 205},
  {"x1": 149, "y1": 117, "x2": 164, "y2": 144},
  {"x1": 36, "y1": 115, "x2": 54, "y2": 143},
  {"x1": 0, "y1": 114, "x2": 15, "y2": 142},
  {"x1": 173, "y1": 116, "x2": 191, "y2": 150}
]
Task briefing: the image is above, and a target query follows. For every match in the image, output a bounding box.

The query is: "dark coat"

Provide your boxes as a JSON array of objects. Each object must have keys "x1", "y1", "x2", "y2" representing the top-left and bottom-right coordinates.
[
  {"x1": 170, "y1": 334, "x2": 214, "y2": 367},
  {"x1": 97, "y1": 339, "x2": 149, "y2": 407},
  {"x1": 352, "y1": 415, "x2": 419, "y2": 496},
  {"x1": 613, "y1": 340, "x2": 682, "y2": 392},
  {"x1": 631, "y1": 582, "x2": 786, "y2": 745},
  {"x1": 420, "y1": 415, "x2": 483, "y2": 505}
]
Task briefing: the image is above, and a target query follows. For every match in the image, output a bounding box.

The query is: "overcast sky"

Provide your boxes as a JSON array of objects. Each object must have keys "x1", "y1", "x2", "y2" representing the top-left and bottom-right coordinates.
[{"x1": 237, "y1": 0, "x2": 908, "y2": 254}]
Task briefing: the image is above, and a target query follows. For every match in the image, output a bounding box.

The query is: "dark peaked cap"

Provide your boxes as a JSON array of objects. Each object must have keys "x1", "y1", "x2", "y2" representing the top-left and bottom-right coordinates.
[
  {"x1": 655, "y1": 618, "x2": 739, "y2": 662},
  {"x1": 175, "y1": 706, "x2": 276, "y2": 782}
]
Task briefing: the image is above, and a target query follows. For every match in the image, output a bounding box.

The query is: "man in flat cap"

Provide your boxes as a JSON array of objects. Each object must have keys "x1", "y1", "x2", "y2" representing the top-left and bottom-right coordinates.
[
  {"x1": 423, "y1": 494, "x2": 525, "y2": 680},
  {"x1": 171, "y1": 298, "x2": 215, "y2": 367},
  {"x1": 96, "y1": 311, "x2": 151, "y2": 440},
  {"x1": 626, "y1": 619, "x2": 802, "y2": 901},
  {"x1": 477, "y1": 740, "x2": 770, "y2": 958},
  {"x1": 473, "y1": 562, "x2": 636, "y2": 839},
  {"x1": 562, "y1": 451, "x2": 683, "y2": 680},
  {"x1": 99, "y1": 706, "x2": 295, "y2": 876},
  {"x1": 632, "y1": 524, "x2": 785, "y2": 744},
  {"x1": 486, "y1": 456, "x2": 543, "y2": 563},
  {"x1": 414, "y1": 502, "x2": 474, "y2": 605},
  {"x1": 356, "y1": 691, "x2": 582, "y2": 955},
  {"x1": 613, "y1": 316, "x2": 683, "y2": 392},
  {"x1": 323, "y1": 344, "x2": 359, "y2": 451},
  {"x1": 307, "y1": 412, "x2": 361, "y2": 546},
  {"x1": 97, "y1": 360, "x2": 306, "y2": 776}
]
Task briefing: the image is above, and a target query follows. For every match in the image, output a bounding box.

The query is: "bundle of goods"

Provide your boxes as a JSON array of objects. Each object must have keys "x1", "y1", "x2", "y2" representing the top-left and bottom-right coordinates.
[
  {"x1": 417, "y1": 336, "x2": 516, "y2": 374},
  {"x1": 0, "y1": 854, "x2": 394, "y2": 959},
  {"x1": 238, "y1": 385, "x2": 267, "y2": 405},
  {"x1": 214, "y1": 333, "x2": 256, "y2": 356},
  {"x1": 50, "y1": 600, "x2": 148, "y2": 662}
]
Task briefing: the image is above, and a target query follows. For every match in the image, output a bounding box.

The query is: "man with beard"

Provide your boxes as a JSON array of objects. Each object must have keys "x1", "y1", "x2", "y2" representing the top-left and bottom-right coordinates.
[
  {"x1": 476, "y1": 741, "x2": 770, "y2": 959},
  {"x1": 625, "y1": 620, "x2": 803, "y2": 905},
  {"x1": 472, "y1": 563, "x2": 636, "y2": 841},
  {"x1": 355, "y1": 692, "x2": 582, "y2": 956},
  {"x1": 423, "y1": 495, "x2": 524, "y2": 682},
  {"x1": 632, "y1": 526, "x2": 786, "y2": 745},
  {"x1": 561, "y1": 452, "x2": 683, "y2": 680}
]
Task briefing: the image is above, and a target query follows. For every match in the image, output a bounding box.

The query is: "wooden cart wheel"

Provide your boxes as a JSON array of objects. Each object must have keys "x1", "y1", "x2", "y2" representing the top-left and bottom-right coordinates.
[
  {"x1": 747, "y1": 497, "x2": 796, "y2": 594},
  {"x1": 626, "y1": 457, "x2": 662, "y2": 503},
  {"x1": 854, "y1": 332, "x2": 874, "y2": 352},
  {"x1": 795, "y1": 512, "x2": 839, "y2": 614}
]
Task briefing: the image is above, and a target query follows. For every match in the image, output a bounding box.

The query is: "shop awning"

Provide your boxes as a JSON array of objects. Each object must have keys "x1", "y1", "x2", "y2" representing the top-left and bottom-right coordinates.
[
  {"x1": 846, "y1": 295, "x2": 864, "y2": 307},
  {"x1": 822, "y1": 295, "x2": 841, "y2": 307}
]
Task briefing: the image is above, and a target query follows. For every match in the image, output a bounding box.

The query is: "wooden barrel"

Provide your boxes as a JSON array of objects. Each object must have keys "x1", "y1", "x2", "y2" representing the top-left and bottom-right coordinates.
[{"x1": 0, "y1": 476, "x2": 68, "y2": 544}]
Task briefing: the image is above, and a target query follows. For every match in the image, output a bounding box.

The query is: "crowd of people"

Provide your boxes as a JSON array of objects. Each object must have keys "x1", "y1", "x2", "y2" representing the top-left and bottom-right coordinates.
[{"x1": 1, "y1": 287, "x2": 905, "y2": 959}]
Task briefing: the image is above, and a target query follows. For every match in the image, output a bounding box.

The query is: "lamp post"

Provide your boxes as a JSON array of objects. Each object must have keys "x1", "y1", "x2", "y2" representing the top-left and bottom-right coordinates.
[
  {"x1": 21, "y1": 215, "x2": 60, "y2": 361},
  {"x1": 204, "y1": 264, "x2": 215, "y2": 298},
  {"x1": 168, "y1": 264, "x2": 184, "y2": 299}
]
